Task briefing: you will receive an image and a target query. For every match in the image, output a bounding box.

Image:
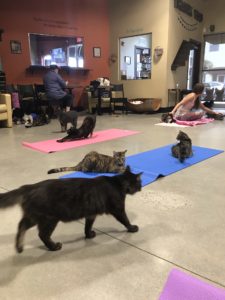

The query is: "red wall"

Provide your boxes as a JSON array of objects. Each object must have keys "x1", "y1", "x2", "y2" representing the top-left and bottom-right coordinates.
[{"x1": 0, "y1": 0, "x2": 110, "y2": 106}]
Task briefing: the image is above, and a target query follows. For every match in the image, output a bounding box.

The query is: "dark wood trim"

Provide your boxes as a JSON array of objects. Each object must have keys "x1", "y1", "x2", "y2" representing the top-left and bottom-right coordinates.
[{"x1": 26, "y1": 65, "x2": 90, "y2": 74}]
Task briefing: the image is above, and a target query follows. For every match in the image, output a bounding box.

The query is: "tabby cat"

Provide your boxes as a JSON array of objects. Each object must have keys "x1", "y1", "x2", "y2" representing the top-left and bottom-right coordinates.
[
  {"x1": 171, "y1": 130, "x2": 193, "y2": 163},
  {"x1": 48, "y1": 150, "x2": 127, "y2": 174},
  {"x1": 57, "y1": 115, "x2": 96, "y2": 143},
  {"x1": 161, "y1": 112, "x2": 174, "y2": 123},
  {"x1": 0, "y1": 166, "x2": 142, "y2": 253},
  {"x1": 58, "y1": 110, "x2": 78, "y2": 132}
]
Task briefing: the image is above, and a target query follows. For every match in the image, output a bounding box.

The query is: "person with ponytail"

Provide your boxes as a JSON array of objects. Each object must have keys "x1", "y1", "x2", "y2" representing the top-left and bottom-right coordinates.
[{"x1": 171, "y1": 83, "x2": 222, "y2": 121}]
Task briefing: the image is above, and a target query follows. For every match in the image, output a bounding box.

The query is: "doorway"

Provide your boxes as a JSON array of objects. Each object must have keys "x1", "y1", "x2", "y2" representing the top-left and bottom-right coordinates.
[{"x1": 187, "y1": 40, "x2": 201, "y2": 89}]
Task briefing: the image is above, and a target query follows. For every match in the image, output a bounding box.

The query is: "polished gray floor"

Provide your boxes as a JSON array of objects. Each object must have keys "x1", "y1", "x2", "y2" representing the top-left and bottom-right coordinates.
[{"x1": 0, "y1": 113, "x2": 225, "y2": 300}]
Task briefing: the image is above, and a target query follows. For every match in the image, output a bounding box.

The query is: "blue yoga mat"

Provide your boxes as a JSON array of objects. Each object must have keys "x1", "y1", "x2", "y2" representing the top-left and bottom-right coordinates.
[{"x1": 60, "y1": 145, "x2": 223, "y2": 186}]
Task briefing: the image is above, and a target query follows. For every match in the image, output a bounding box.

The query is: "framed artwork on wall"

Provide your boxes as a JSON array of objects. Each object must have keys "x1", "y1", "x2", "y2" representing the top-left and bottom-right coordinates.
[
  {"x1": 124, "y1": 56, "x2": 131, "y2": 64},
  {"x1": 93, "y1": 47, "x2": 101, "y2": 57},
  {"x1": 10, "y1": 40, "x2": 22, "y2": 54}
]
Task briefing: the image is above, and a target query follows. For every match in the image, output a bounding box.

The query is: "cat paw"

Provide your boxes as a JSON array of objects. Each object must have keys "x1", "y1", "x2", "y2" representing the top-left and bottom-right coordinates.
[
  {"x1": 48, "y1": 242, "x2": 62, "y2": 251},
  {"x1": 85, "y1": 231, "x2": 96, "y2": 239},
  {"x1": 16, "y1": 245, "x2": 23, "y2": 253},
  {"x1": 128, "y1": 225, "x2": 139, "y2": 232}
]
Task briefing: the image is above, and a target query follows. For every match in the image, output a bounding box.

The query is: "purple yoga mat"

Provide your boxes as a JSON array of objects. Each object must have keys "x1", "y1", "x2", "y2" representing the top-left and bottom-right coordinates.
[{"x1": 159, "y1": 269, "x2": 225, "y2": 300}]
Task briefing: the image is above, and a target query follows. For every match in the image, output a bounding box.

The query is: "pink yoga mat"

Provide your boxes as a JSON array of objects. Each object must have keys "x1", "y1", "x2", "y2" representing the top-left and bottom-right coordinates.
[
  {"x1": 22, "y1": 128, "x2": 140, "y2": 153},
  {"x1": 159, "y1": 269, "x2": 225, "y2": 300},
  {"x1": 175, "y1": 118, "x2": 214, "y2": 126}
]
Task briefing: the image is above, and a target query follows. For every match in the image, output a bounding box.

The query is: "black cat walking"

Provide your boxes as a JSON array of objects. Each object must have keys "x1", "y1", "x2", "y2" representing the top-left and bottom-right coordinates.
[
  {"x1": 0, "y1": 166, "x2": 142, "y2": 253},
  {"x1": 57, "y1": 115, "x2": 96, "y2": 142}
]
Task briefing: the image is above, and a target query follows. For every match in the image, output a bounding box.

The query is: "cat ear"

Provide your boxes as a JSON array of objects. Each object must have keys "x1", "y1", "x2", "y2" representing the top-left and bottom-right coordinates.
[
  {"x1": 136, "y1": 172, "x2": 143, "y2": 179},
  {"x1": 125, "y1": 165, "x2": 131, "y2": 173}
]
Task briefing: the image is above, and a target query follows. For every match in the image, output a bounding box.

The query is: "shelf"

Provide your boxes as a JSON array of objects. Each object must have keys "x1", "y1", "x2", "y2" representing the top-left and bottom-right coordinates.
[{"x1": 26, "y1": 65, "x2": 90, "y2": 75}]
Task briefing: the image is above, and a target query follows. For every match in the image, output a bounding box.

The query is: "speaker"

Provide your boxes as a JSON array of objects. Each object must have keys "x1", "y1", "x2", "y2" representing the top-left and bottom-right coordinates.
[
  {"x1": 0, "y1": 29, "x2": 4, "y2": 42},
  {"x1": 209, "y1": 25, "x2": 215, "y2": 32},
  {"x1": 174, "y1": 0, "x2": 192, "y2": 17}
]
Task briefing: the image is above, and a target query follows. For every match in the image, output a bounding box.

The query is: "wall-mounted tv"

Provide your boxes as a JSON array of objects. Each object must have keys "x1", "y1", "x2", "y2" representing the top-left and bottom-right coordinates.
[{"x1": 28, "y1": 33, "x2": 84, "y2": 68}]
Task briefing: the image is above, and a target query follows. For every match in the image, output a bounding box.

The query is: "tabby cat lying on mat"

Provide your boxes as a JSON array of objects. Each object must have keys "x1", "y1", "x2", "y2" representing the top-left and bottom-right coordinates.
[
  {"x1": 0, "y1": 166, "x2": 142, "y2": 253},
  {"x1": 171, "y1": 130, "x2": 193, "y2": 163},
  {"x1": 48, "y1": 150, "x2": 127, "y2": 174},
  {"x1": 57, "y1": 115, "x2": 96, "y2": 143}
]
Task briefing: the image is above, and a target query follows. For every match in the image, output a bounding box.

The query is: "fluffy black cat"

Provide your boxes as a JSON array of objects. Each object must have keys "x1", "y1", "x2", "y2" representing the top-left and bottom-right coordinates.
[
  {"x1": 171, "y1": 130, "x2": 193, "y2": 163},
  {"x1": 0, "y1": 166, "x2": 142, "y2": 253},
  {"x1": 58, "y1": 110, "x2": 78, "y2": 132},
  {"x1": 57, "y1": 115, "x2": 96, "y2": 143}
]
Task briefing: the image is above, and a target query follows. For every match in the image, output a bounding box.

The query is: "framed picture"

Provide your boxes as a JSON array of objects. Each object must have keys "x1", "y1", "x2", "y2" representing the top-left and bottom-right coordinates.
[
  {"x1": 93, "y1": 47, "x2": 101, "y2": 57},
  {"x1": 124, "y1": 56, "x2": 131, "y2": 64},
  {"x1": 10, "y1": 40, "x2": 22, "y2": 54}
]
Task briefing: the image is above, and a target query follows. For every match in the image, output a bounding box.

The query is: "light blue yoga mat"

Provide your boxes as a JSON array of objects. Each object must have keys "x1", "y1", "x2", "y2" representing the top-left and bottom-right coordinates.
[{"x1": 60, "y1": 145, "x2": 224, "y2": 186}]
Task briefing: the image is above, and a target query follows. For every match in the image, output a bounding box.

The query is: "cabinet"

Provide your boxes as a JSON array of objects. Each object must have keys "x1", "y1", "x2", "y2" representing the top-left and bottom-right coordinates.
[
  {"x1": 140, "y1": 53, "x2": 151, "y2": 79},
  {"x1": 26, "y1": 65, "x2": 90, "y2": 75},
  {"x1": 135, "y1": 47, "x2": 151, "y2": 79}
]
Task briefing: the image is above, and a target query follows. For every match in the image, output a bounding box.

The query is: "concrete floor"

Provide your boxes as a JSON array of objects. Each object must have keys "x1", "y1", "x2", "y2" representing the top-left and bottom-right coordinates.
[{"x1": 0, "y1": 113, "x2": 225, "y2": 299}]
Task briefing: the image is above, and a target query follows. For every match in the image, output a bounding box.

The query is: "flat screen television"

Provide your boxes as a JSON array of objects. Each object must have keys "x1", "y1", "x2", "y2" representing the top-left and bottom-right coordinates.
[{"x1": 28, "y1": 33, "x2": 84, "y2": 68}]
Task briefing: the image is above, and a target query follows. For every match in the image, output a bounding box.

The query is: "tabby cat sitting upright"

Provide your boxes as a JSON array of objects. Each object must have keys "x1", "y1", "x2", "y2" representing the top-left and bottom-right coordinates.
[
  {"x1": 48, "y1": 150, "x2": 127, "y2": 174},
  {"x1": 171, "y1": 130, "x2": 193, "y2": 163},
  {"x1": 0, "y1": 166, "x2": 142, "y2": 253},
  {"x1": 57, "y1": 115, "x2": 96, "y2": 143}
]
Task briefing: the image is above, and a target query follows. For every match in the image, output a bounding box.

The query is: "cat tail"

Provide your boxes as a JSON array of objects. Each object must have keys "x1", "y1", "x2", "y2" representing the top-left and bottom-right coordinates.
[
  {"x1": 0, "y1": 187, "x2": 24, "y2": 208},
  {"x1": 48, "y1": 167, "x2": 76, "y2": 174}
]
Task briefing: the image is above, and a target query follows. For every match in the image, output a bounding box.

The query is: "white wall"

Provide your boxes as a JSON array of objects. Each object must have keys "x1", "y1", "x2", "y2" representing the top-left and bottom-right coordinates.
[
  {"x1": 109, "y1": 0, "x2": 220, "y2": 107},
  {"x1": 203, "y1": 0, "x2": 225, "y2": 33},
  {"x1": 167, "y1": 0, "x2": 204, "y2": 92},
  {"x1": 109, "y1": 0, "x2": 170, "y2": 106}
]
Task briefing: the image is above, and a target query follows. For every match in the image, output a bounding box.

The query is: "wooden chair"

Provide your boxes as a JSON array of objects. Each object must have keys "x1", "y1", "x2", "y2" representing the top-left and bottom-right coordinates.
[
  {"x1": 17, "y1": 84, "x2": 36, "y2": 114},
  {"x1": 215, "y1": 88, "x2": 224, "y2": 102},
  {"x1": 202, "y1": 87, "x2": 214, "y2": 107},
  {"x1": 86, "y1": 86, "x2": 112, "y2": 114},
  {"x1": 110, "y1": 84, "x2": 128, "y2": 114}
]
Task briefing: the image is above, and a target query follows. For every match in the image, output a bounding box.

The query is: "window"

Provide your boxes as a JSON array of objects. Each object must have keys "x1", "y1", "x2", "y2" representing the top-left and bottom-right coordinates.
[
  {"x1": 202, "y1": 33, "x2": 225, "y2": 100},
  {"x1": 120, "y1": 33, "x2": 152, "y2": 80},
  {"x1": 209, "y1": 44, "x2": 219, "y2": 52},
  {"x1": 28, "y1": 33, "x2": 84, "y2": 68}
]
